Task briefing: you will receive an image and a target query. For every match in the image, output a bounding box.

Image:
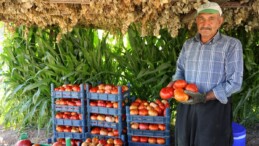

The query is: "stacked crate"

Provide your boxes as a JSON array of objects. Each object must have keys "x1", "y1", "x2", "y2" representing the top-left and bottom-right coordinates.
[
  {"x1": 126, "y1": 100, "x2": 171, "y2": 146},
  {"x1": 51, "y1": 83, "x2": 87, "y2": 144},
  {"x1": 86, "y1": 83, "x2": 130, "y2": 145}
]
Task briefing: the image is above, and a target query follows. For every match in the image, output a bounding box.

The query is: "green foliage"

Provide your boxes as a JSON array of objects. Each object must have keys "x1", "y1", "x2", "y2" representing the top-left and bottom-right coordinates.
[
  {"x1": 0, "y1": 24, "x2": 258, "y2": 131},
  {"x1": 226, "y1": 27, "x2": 259, "y2": 126}
]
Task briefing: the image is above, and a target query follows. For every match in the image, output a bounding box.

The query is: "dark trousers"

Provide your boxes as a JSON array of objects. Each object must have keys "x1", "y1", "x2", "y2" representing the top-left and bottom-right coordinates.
[{"x1": 174, "y1": 99, "x2": 233, "y2": 146}]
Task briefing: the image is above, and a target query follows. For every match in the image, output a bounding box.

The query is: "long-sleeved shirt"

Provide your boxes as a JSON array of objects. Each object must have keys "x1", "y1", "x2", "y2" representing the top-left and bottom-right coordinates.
[{"x1": 173, "y1": 32, "x2": 243, "y2": 104}]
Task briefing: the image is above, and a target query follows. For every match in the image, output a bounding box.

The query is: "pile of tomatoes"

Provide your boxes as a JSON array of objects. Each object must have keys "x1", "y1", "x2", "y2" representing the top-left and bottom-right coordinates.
[
  {"x1": 55, "y1": 98, "x2": 82, "y2": 106},
  {"x1": 90, "y1": 114, "x2": 126, "y2": 123},
  {"x1": 52, "y1": 138, "x2": 82, "y2": 146},
  {"x1": 89, "y1": 84, "x2": 129, "y2": 94},
  {"x1": 90, "y1": 127, "x2": 126, "y2": 137},
  {"x1": 131, "y1": 136, "x2": 166, "y2": 144},
  {"x1": 54, "y1": 84, "x2": 82, "y2": 92},
  {"x1": 129, "y1": 98, "x2": 170, "y2": 117},
  {"x1": 56, "y1": 125, "x2": 83, "y2": 133},
  {"x1": 81, "y1": 137, "x2": 124, "y2": 146}
]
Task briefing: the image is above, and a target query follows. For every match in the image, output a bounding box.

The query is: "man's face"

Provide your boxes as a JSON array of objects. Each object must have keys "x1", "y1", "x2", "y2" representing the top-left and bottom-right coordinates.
[{"x1": 196, "y1": 13, "x2": 223, "y2": 41}]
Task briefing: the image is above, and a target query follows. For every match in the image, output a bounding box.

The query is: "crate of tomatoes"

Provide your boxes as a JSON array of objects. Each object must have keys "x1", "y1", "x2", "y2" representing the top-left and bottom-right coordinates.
[
  {"x1": 126, "y1": 98, "x2": 171, "y2": 146},
  {"x1": 51, "y1": 83, "x2": 87, "y2": 142},
  {"x1": 86, "y1": 83, "x2": 131, "y2": 143}
]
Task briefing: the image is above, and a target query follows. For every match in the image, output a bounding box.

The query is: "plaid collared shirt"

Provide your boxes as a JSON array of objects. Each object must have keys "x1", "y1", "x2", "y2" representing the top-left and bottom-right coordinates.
[{"x1": 173, "y1": 32, "x2": 243, "y2": 104}]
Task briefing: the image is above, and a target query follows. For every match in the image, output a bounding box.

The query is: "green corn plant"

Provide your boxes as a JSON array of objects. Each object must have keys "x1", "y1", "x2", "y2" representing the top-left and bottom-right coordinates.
[
  {"x1": 0, "y1": 26, "x2": 127, "y2": 130},
  {"x1": 230, "y1": 28, "x2": 259, "y2": 126},
  {"x1": 0, "y1": 26, "x2": 53, "y2": 130},
  {"x1": 115, "y1": 25, "x2": 187, "y2": 100}
]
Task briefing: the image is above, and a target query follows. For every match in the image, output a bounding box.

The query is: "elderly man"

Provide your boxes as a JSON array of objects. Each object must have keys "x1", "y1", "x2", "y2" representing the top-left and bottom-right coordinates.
[{"x1": 168, "y1": 2, "x2": 244, "y2": 146}]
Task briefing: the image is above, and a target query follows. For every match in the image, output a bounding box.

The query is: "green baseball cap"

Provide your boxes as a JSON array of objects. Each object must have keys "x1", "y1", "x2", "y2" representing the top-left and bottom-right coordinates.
[{"x1": 197, "y1": 2, "x2": 222, "y2": 16}]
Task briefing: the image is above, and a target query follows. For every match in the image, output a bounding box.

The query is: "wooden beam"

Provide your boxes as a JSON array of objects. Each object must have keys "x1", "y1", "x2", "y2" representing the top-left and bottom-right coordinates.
[
  {"x1": 220, "y1": 2, "x2": 250, "y2": 8},
  {"x1": 49, "y1": 0, "x2": 90, "y2": 4}
]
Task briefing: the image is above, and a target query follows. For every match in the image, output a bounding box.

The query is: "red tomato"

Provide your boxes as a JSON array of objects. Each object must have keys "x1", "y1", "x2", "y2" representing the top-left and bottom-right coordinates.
[
  {"x1": 113, "y1": 129, "x2": 119, "y2": 136},
  {"x1": 174, "y1": 88, "x2": 189, "y2": 102},
  {"x1": 15, "y1": 139, "x2": 32, "y2": 146},
  {"x1": 59, "y1": 86, "x2": 65, "y2": 91},
  {"x1": 55, "y1": 112, "x2": 63, "y2": 119},
  {"x1": 156, "y1": 138, "x2": 165, "y2": 144},
  {"x1": 185, "y1": 83, "x2": 198, "y2": 92},
  {"x1": 158, "y1": 124, "x2": 166, "y2": 130},
  {"x1": 65, "y1": 85, "x2": 73, "y2": 91},
  {"x1": 138, "y1": 109, "x2": 148, "y2": 116},
  {"x1": 97, "y1": 100, "x2": 106, "y2": 107},
  {"x1": 52, "y1": 142, "x2": 63, "y2": 146},
  {"x1": 75, "y1": 100, "x2": 81, "y2": 106},
  {"x1": 140, "y1": 137, "x2": 148, "y2": 143},
  {"x1": 173, "y1": 79, "x2": 187, "y2": 89},
  {"x1": 90, "y1": 87, "x2": 98, "y2": 93},
  {"x1": 114, "y1": 139, "x2": 123, "y2": 145},
  {"x1": 149, "y1": 124, "x2": 159, "y2": 131},
  {"x1": 132, "y1": 136, "x2": 140, "y2": 142},
  {"x1": 72, "y1": 85, "x2": 80, "y2": 92},
  {"x1": 99, "y1": 139, "x2": 107, "y2": 145},
  {"x1": 70, "y1": 115, "x2": 79, "y2": 120},
  {"x1": 139, "y1": 123, "x2": 149, "y2": 130},
  {"x1": 111, "y1": 88, "x2": 118, "y2": 94},
  {"x1": 159, "y1": 87, "x2": 174, "y2": 100},
  {"x1": 148, "y1": 137, "x2": 157, "y2": 144},
  {"x1": 104, "y1": 84, "x2": 113, "y2": 91}
]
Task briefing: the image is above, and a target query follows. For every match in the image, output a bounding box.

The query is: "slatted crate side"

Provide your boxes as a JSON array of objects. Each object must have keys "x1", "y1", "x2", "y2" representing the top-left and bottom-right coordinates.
[
  {"x1": 127, "y1": 129, "x2": 170, "y2": 137},
  {"x1": 54, "y1": 118, "x2": 86, "y2": 127},
  {"x1": 90, "y1": 120, "x2": 127, "y2": 129},
  {"x1": 54, "y1": 104, "x2": 82, "y2": 113},
  {"x1": 54, "y1": 132, "x2": 85, "y2": 140},
  {"x1": 88, "y1": 106, "x2": 126, "y2": 115},
  {"x1": 87, "y1": 91, "x2": 130, "y2": 101},
  {"x1": 127, "y1": 135, "x2": 171, "y2": 146}
]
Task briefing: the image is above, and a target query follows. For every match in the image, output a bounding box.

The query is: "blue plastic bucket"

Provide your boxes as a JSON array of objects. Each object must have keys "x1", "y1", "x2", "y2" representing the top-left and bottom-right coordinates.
[{"x1": 232, "y1": 122, "x2": 246, "y2": 146}]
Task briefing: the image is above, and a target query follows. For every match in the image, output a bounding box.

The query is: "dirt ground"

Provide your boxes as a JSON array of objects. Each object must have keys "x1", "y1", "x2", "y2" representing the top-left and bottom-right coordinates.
[
  {"x1": 0, "y1": 125, "x2": 52, "y2": 146},
  {"x1": 0, "y1": 124, "x2": 259, "y2": 146}
]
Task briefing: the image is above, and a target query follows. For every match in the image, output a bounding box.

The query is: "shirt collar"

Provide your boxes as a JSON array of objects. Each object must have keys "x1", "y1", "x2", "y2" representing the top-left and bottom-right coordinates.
[{"x1": 194, "y1": 31, "x2": 221, "y2": 44}]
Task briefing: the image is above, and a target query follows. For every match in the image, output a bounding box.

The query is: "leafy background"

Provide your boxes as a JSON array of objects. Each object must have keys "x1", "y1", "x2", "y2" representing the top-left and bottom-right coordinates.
[{"x1": 0, "y1": 25, "x2": 258, "y2": 133}]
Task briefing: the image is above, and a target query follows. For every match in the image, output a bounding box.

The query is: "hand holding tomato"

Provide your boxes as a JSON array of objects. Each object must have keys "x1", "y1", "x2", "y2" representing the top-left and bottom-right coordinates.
[
  {"x1": 170, "y1": 80, "x2": 206, "y2": 104},
  {"x1": 181, "y1": 90, "x2": 206, "y2": 104}
]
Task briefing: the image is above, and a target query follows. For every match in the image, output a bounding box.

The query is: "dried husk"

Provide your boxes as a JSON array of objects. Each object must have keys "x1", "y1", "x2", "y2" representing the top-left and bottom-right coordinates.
[{"x1": 0, "y1": 0, "x2": 258, "y2": 39}]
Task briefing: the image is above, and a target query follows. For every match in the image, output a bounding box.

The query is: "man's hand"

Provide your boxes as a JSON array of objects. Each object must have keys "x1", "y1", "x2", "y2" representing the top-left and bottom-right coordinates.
[{"x1": 180, "y1": 90, "x2": 206, "y2": 104}]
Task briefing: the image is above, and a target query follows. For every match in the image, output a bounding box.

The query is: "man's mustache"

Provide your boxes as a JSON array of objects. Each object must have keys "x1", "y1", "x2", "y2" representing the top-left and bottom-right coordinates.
[{"x1": 200, "y1": 27, "x2": 212, "y2": 30}]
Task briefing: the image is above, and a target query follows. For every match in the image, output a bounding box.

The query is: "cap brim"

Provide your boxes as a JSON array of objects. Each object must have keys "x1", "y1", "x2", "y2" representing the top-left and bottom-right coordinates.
[{"x1": 198, "y1": 9, "x2": 220, "y2": 15}]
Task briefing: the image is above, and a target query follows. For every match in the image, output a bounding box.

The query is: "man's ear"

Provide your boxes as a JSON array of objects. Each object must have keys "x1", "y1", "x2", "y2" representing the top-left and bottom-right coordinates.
[{"x1": 219, "y1": 16, "x2": 224, "y2": 25}]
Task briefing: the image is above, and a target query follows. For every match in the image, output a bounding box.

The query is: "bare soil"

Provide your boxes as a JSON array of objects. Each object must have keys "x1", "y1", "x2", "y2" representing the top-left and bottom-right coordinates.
[
  {"x1": 0, "y1": 125, "x2": 52, "y2": 146},
  {"x1": 0, "y1": 124, "x2": 259, "y2": 146}
]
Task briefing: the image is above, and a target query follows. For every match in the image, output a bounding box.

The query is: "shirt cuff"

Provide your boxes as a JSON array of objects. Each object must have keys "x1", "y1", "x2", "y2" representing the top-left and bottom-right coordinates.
[{"x1": 213, "y1": 86, "x2": 228, "y2": 104}]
